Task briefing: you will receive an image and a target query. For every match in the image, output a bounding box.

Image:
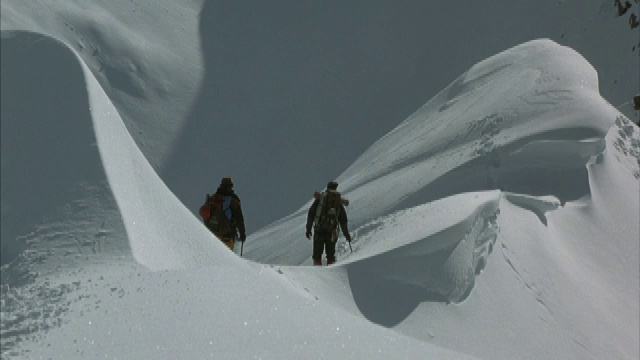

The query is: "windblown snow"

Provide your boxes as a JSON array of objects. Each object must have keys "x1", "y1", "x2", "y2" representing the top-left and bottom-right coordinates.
[{"x1": 1, "y1": 2, "x2": 639, "y2": 360}]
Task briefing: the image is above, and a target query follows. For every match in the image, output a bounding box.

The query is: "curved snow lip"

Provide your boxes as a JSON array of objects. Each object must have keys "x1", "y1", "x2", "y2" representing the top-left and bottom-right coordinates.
[
  {"x1": 0, "y1": 30, "x2": 239, "y2": 274},
  {"x1": 241, "y1": 39, "x2": 628, "y2": 330},
  {"x1": 0, "y1": 31, "x2": 132, "y2": 276},
  {"x1": 244, "y1": 39, "x2": 619, "y2": 266},
  {"x1": 0, "y1": 30, "x2": 248, "y2": 354},
  {"x1": 75, "y1": 35, "x2": 240, "y2": 271},
  {"x1": 336, "y1": 40, "x2": 614, "y2": 226},
  {"x1": 501, "y1": 193, "x2": 560, "y2": 226},
  {"x1": 337, "y1": 191, "x2": 500, "y2": 326},
  {"x1": 338, "y1": 39, "x2": 607, "y2": 193}
]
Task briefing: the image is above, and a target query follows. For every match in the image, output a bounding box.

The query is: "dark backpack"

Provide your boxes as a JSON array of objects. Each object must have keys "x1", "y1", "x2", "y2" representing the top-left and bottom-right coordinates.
[
  {"x1": 200, "y1": 194, "x2": 235, "y2": 236},
  {"x1": 313, "y1": 190, "x2": 343, "y2": 232}
]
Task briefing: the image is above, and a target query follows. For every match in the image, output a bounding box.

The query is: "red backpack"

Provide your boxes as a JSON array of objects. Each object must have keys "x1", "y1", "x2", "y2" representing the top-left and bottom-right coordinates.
[{"x1": 200, "y1": 194, "x2": 235, "y2": 235}]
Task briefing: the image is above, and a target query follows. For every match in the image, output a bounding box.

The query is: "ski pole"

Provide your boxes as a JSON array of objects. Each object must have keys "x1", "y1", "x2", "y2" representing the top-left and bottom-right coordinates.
[
  {"x1": 240, "y1": 241, "x2": 244, "y2": 257},
  {"x1": 348, "y1": 241, "x2": 353, "y2": 253}
]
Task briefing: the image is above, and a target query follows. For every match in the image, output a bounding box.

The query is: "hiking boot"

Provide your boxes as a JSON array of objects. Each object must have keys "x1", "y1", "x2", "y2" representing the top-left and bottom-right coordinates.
[
  {"x1": 313, "y1": 258, "x2": 322, "y2": 266},
  {"x1": 327, "y1": 257, "x2": 336, "y2": 265}
]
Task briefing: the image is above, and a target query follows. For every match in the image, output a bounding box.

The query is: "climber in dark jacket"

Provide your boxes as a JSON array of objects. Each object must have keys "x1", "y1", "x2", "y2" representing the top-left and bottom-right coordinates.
[
  {"x1": 305, "y1": 181, "x2": 351, "y2": 266},
  {"x1": 205, "y1": 177, "x2": 246, "y2": 251}
]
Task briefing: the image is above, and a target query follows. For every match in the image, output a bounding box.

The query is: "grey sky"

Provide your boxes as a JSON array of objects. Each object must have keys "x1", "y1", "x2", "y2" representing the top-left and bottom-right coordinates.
[{"x1": 157, "y1": 1, "x2": 637, "y2": 233}]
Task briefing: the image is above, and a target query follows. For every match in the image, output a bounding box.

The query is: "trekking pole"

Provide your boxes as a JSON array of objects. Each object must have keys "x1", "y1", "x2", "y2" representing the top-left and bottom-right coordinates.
[
  {"x1": 348, "y1": 241, "x2": 353, "y2": 253},
  {"x1": 240, "y1": 240, "x2": 244, "y2": 257}
]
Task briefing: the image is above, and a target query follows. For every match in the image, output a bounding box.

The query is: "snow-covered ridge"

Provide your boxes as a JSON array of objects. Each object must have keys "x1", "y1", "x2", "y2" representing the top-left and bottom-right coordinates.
[
  {"x1": 242, "y1": 39, "x2": 622, "y2": 264},
  {"x1": 1, "y1": 26, "x2": 638, "y2": 360},
  {"x1": 4, "y1": 0, "x2": 638, "y2": 236},
  {"x1": 1, "y1": 31, "x2": 236, "y2": 273},
  {"x1": 340, "y1": 191, "x2": 500, "y2": 306}
]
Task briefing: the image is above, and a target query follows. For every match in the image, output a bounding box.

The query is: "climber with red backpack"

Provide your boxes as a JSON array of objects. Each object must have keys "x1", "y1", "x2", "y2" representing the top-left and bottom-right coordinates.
[
  {"x1": 199, "y1": 177, "x2": 247, "y2": 251},
  {"x1": 305, "y1": 181, "x2": 352, "y2": 266}
]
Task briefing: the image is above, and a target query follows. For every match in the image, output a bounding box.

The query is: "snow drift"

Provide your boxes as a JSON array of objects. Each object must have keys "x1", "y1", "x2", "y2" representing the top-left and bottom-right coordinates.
[
  {"x1": 243, "y1": 39, "x2": 622, "y2": 264},
  {"x1": 1, "y1": 22, "x2": 639, "y2": 360},
  {"x1": 3, "y1": 0, "x2": 638, "y2": 234},
  {"x1": 242, "y1": 39, "x2": 639, "y2": 359}
]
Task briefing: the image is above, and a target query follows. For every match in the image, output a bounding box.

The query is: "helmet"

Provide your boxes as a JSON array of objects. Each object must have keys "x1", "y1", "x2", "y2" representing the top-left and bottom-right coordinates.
[{"x1": 221, "y1": 177, "x2": 234, "y2": 187}]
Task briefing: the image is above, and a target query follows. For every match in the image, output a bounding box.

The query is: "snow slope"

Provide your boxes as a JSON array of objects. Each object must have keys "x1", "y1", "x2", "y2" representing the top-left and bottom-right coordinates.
[
  {"x1": 243, "y1": 39, "x2": 625, "y2": 263},
  {"x1": 1, "y1": 2, "x2": 639, "y2": 359},
  {"x1": 2, "y1": 31, "x2": 638, "y2": 359},
  {"x1": 0, "y1": 31, "x2": 476, "y2": 360},
  {"x1": 2, "y1": 0, "x2": 638, "y2": 232},
  {"x1": 242, "y1": 39, "x2": 640, "y2": 359}
]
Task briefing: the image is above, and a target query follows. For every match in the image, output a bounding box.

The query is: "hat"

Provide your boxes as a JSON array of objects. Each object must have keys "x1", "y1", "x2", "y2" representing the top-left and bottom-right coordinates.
[
  {"x1": 221, "y1": 177, "x2": 234, "y2": 187},
  {"x1": 327, "y1": 181, "x2": 338, "y2": 190}
]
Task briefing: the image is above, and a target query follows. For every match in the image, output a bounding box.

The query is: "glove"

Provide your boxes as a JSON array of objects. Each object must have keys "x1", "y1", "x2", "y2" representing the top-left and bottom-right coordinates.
[
  {"x1": 305, "y1": 228, "x2": 312, "y2": 240},
  {"x1": 345, "y1": 232, "x2": 352, "y2": 242},
  {"x1": 239, "y1": 233, "x2": 246, "y2": 242}
]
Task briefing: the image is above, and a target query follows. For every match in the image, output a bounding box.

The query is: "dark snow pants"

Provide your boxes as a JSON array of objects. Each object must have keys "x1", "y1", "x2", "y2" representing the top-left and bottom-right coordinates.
[{"x1": 312, "y1": 230, "x2": 337, "y2": 265}]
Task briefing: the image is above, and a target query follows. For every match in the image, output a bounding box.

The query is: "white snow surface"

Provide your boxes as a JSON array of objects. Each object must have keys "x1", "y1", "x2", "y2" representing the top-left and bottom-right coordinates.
[{"x1": 1, "y1": 1, "x2": 639, "y2": 360}]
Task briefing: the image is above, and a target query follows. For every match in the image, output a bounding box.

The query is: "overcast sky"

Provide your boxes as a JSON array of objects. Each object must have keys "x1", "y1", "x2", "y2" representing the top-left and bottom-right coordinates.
[
  {"x1": 1, "y1": 31, "x2": 638, "y2": 358},
  {"x1": 1, "y1": 2, "x2": 639, "y2": 358},
  {"x1": 159, "y1": 1, "x2": 638, "y2": 232},
  {"x1": 2, "y1": 0, "x2": 637, "y2": 234}
]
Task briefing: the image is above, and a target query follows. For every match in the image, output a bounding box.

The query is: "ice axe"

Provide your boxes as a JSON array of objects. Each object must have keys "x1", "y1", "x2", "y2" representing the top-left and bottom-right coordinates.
[
  {"x1": 345, "y1": 231, "x2": 353, "y2": 253},
  {"x1": 338, "y1": 225, "x2": 353, "y2": 253}
]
